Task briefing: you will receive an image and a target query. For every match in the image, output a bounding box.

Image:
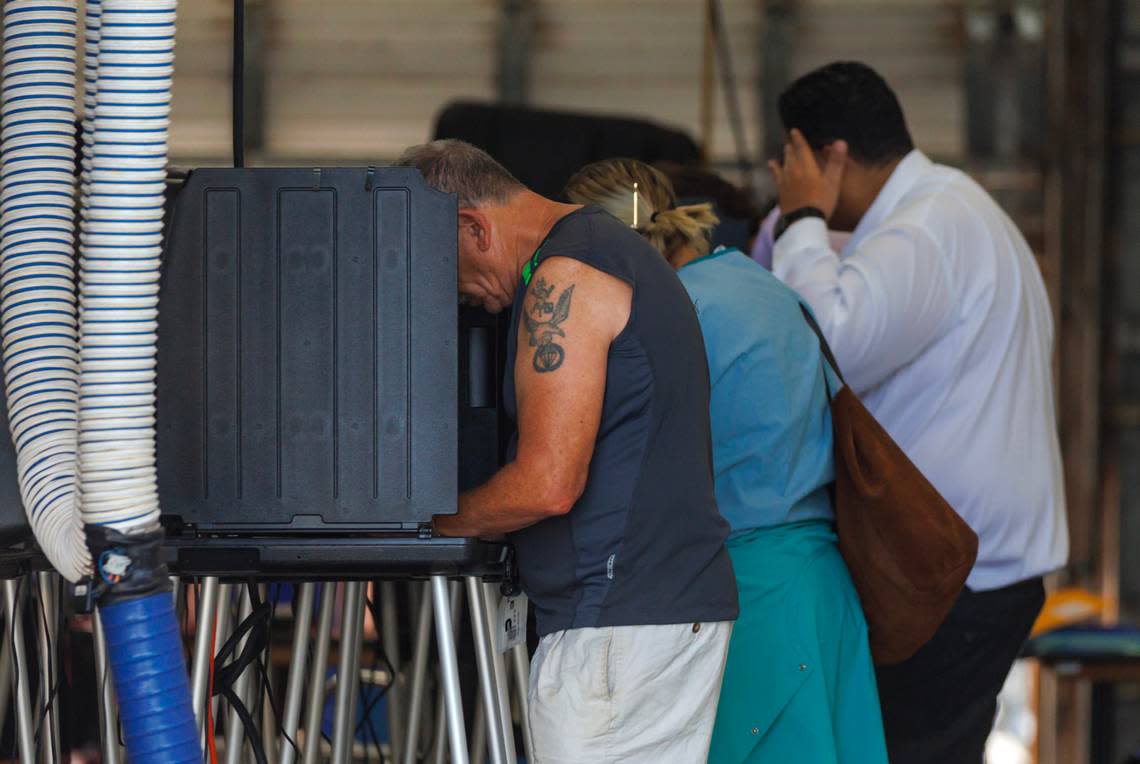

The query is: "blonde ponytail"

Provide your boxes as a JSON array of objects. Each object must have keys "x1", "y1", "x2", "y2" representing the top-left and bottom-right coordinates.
[{"x1": 565, "y1": 159, "x2": 720, "y2": 260}]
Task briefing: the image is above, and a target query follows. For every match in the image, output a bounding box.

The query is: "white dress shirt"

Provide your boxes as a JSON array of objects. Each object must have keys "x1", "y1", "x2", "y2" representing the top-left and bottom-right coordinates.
[{"x1": 773, "y1": 150, "x2": 1068, "y2": 590}]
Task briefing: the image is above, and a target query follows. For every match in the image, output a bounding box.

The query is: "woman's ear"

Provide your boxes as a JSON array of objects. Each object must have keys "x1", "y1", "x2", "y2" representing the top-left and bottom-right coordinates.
[{"x1": 459, "y1": 208, "x2": 492, "y2": 253}]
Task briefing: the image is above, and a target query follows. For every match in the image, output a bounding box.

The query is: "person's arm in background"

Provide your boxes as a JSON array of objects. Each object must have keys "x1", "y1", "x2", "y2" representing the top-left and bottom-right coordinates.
[
  {"x1": 434, "y1": 256, "x2": 631, "y2": 537},
  {"x1": 770, "y1": 130, "x2": 957, "y2": 393}
]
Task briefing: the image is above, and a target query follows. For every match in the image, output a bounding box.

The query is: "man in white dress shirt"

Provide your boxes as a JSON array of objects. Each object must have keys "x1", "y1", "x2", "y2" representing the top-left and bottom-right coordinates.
[{"x1": 769, "y1": 61, "x2": 1068, "y2": 764}]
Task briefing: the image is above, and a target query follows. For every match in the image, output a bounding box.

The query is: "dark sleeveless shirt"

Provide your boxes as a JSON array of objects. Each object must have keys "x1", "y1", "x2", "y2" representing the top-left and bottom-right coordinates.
[{"x1": 504, "y1": 206, "x2": 738, "y2": 636}]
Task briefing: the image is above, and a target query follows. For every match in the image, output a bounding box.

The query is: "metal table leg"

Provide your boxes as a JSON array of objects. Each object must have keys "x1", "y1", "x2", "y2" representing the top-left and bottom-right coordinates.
[
  {"x1": 208, "y1": 583, "x2": 235, "y2": 752},
  {"x1": 483, "y1": 583, "x2": 518, "y2": 764},
  {"x1": 470, "y1": 696, "x2": 488, "y2": 764},
  {"x1": 4, "y1": 578, "x2": 35, "y2": 764},
  {"x1": 224, "y1": 587, "x2": 256, "y2": 764},
  {"x1": 94, "y1": 609, "x2": 122, "y2": 764},
  {"x1": 302, "y1": 582, "x2": 336, "y2": 764},
  {"x1": 510, "y1": 643, "x2": 534, "y2": 763},
  {"x1": 34, "y1": 572, "x2": 60, "y2": 764},
  {"x1": 466, "y1": 578, "x2": 507, "y2": 764},
  {"x1": 380, "y1": 581, "x2": 404, "y2": 763},
  {"x1": 259, "y1": 583, "x2": 276, "y2": 763},
  {"x1": 403, "y1": 582, "x2": 434, "y2": 764},
  {"x1": 191, "y1": 577, "x2": 221, "y2": 732},
  {"x1": 330, "y1": 581, "x2": 366, "y2": 764},
  {"x1": 430, "y1": 581, "x2": 464, "y2": 764},
  {"x1": 279, "y1": 582, "x2": 314, "y2": 764},
  {"x1": 433, "y1": 575, "x2": 469, "y2": 764},
  {"x1": 0, "y1": 607, "x2": 13, "y2": 741}
]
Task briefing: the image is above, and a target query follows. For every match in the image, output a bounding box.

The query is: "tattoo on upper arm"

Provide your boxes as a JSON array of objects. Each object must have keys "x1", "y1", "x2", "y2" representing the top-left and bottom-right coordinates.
[{"x1": 522, "y1": 276, "x2": 575, "y2": 373}]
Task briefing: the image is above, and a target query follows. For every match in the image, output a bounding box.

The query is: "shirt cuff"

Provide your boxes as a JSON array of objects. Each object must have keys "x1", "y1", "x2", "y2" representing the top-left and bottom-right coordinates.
[{"x1": 772, "y1": 216, "x2": 832, "y2": 282}]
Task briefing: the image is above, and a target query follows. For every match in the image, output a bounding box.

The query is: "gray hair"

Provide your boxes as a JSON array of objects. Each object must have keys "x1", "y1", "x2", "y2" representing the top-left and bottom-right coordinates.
[{"x1": 395, "y1": 139, "x2": 525, "y2": 208}]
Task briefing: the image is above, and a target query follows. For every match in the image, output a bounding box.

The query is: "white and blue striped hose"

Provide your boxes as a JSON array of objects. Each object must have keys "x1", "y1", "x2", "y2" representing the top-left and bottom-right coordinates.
[
  {"x1": 2, "y1": 1, "x2": 199, "y2": 760},
  {"x1": 78, "y1": 0, "x2": 173, "y2": 538},
  {"x1": 1, "y1": 0, "x2": 87, "y2": 582}
]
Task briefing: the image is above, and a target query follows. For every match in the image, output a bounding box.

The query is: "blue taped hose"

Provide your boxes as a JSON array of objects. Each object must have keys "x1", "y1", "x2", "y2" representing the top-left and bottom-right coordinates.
[
  {"x1": 100, "y1": 592, "x2": 200, "y2": 763},
  {"x1": 83, "y1": 0, "x2": 201, "y2": 760},
  {"x1": 1, "y1": 2, "x2": 199, "y2": 761}
]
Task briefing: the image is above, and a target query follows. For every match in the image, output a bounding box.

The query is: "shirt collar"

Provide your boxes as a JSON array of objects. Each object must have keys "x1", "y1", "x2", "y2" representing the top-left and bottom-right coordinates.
[
  {"x1": 842, "y1": 149, "x2": 932, "y2": 256},
  {"x1": 679, "y1": 244, "x2": 739, "y2": 271}
]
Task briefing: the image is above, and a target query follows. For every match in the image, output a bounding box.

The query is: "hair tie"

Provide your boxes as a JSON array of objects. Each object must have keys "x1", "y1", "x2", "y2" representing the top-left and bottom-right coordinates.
[{"x1": 650, "y1": 211, "x2": 660, "y2": 223}]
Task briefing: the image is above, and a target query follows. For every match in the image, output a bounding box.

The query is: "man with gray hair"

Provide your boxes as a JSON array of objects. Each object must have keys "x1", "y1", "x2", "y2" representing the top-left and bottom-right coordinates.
[{"x1": 398, "y1": 140, "x2": 737, "y2": 762}]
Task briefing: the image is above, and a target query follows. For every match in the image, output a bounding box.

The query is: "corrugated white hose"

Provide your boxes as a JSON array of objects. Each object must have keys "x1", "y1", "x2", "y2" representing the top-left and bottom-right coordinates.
[
  {"x1": 82, "y1": 7, "x2": 206, "y2": 760},
  {"x1": 80, "y1": 0, "x2": 102, "y2": 230},
  {"x1": 0, "y1": 0, "x2": 87, "y2": 582},
  {"x1": 78, "y1": 0, "x2": 175, "y2": 535}
]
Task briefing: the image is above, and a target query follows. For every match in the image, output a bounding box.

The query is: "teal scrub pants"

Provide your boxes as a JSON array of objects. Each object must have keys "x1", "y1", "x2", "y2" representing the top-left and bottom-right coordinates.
[{"x1": 709, "y1": 521, "x2": 889, "y2": 764}]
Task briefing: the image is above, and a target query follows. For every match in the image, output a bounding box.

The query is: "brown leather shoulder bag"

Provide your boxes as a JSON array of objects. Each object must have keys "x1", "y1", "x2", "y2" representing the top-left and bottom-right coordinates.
[{"x1": 800, "y1": 306, "x2": 979, "y2": 665}]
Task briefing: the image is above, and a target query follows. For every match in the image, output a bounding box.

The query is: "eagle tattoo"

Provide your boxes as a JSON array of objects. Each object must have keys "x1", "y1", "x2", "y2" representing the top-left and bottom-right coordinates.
[{"x1": 523, "y1": 277, "x2": 574, "y2": 373}]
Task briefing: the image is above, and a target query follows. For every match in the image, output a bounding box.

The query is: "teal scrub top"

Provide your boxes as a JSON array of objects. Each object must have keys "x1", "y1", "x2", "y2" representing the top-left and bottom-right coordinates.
[{"x1": 677, "y1": 247, "x2": 835, "y2": 535}]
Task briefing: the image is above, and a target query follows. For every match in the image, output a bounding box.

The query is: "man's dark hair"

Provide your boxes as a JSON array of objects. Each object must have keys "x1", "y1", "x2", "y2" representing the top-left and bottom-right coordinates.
[
  {"x1": 778, "y1": 61, "x2": 914, "y2": 166},
  {"x1": 395, "y1": 139, "x2": 525, "y2": 208}
]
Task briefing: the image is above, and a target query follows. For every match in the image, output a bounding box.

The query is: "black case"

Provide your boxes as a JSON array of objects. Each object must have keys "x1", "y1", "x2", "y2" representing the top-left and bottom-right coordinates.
[{"x1": 156, "y1": 167, "x2": 459, "y2": 533}]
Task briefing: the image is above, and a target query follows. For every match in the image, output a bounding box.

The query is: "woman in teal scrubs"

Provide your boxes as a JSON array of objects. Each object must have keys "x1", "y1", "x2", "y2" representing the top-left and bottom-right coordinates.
[{"x1": 565, "y1": 159, "x2": 887, "y2": 764}]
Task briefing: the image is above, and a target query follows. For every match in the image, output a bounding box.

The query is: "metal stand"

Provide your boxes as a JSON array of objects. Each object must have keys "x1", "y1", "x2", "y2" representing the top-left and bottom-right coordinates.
[
  {"x1": 191, "y1": 577, "x2": 221, "y2": 732},
  {"x1": 380, "y1": 581, "x2": 404, "y2": 763},
  {"x1": 34, "y1": 572, "x2": 60, "y2": 764},
  {"x1": 510, "y1": 642, "x2": 535, "y2": 762},
  {"x1": 302, "y1": 581, "x2": 336, "y2": 764},
  {"x1": 470, "y1": 697, "x2": 488, "y2": 764},
  {"x1": 4, "y1": 578, "x2": 34, "y2": 764},
  {"x1": 152, "y1": 563, "x2": 511, "y2": 763},
  {"x1": 403, "y1": 581, "x2": 434, "y2": 764},
  {"x1": 262, "y1": 626, "x2": 279, "y2": 764},
  {"x1": 209, "y1": 583, "x2": 235, "y2": 751},
  {"x1": 483, "y1": 583, "x2": 517, "y2": 764},
  {"x1": 433, "y1": 575, "x2": 469, "y2": 764},
  {"x1": 429, "y1": 581, "x2": 464, "y2": 764},
  {"x1": 278, "y1": 581, "x2": 314, "y2": 764},
  {"x1": 224, "y1": 587, "x2": 257, "y2": 764},
  {"x1": 330, "y1": 580, "x2": 366, "y2": 764},
  {"x1": 93, "y1": 609, "x2": 122, "y2": 764},
  {"x1": 0, "y1": 607, "x2": 13, "y2": 741},
  {"x1": 467, "y1": 578, "x2": 508, "y2": 764}
]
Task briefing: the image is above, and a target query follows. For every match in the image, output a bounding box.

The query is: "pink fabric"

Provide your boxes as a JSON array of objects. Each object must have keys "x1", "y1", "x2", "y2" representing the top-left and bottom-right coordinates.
[{"x1": 751, "y1": 206, "x2": 850, "y2": 270}]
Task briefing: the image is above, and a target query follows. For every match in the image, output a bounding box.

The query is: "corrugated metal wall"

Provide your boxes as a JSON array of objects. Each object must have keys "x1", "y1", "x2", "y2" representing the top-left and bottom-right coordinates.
[
  {"x1": 788, "y1": 0, "x2": 964, "y2": 158},
  {"x1": 168, "y1": 0, "x2": 965, "y2": 165}
]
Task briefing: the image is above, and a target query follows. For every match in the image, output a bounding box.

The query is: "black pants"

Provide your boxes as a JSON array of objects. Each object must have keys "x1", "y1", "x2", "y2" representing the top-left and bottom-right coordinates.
[{"x1": 875, "y1": 576, "x2": 1045, "y2": 764}]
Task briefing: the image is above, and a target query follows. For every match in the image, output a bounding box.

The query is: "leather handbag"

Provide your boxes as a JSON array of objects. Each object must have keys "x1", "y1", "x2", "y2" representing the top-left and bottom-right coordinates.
[{"x1": 800, "y1": 306, "x2": 979, "y2": 665}]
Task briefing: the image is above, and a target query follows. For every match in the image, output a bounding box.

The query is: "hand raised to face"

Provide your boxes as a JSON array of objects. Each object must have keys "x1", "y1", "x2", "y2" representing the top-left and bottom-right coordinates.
[{"x1": 768, "y1": 129, "x2": 848, "y2": 221}]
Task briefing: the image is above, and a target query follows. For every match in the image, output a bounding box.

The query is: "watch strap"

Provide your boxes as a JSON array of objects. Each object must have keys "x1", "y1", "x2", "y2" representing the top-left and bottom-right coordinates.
[{"x1": 774, "y1": 206, "x2": 826, "y2": 242}]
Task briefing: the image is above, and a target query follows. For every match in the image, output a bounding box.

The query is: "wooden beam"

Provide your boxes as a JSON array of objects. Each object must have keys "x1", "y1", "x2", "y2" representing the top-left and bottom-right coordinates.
[
  {"x1": 1038, "y1": 1, "x2": 1112, "y2": 760},
  {"x1": 496, "y1": 0, "x2": 536, "y2": 106},
  {"x1": 760, "y1": 0, "x2": 795, "y2": 162},
  {"x1": 700, "y1": 0, "x2": 716, "y2": 159},
  {"x1": 1044, "y1": 0, "x2": 1109, "y2": 589}
]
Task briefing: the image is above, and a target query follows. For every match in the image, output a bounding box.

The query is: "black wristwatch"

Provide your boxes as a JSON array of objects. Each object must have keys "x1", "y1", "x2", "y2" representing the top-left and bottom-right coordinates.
[{"x1": 774, "y1": 206, "x2": 826, "y2": 242}]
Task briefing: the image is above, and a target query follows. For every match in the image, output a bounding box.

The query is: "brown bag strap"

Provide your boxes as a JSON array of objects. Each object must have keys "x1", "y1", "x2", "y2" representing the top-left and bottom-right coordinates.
[{"x1": 799, "y1": 304, "x2": 846, "y2": 393}]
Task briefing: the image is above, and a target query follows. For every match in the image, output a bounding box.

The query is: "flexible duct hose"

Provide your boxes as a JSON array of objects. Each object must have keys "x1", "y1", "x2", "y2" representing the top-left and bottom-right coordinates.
[
  {"x1": 1, "y1": 0, "x2": 88, "y2": 581},
  {"x1": 2, "y1": 1, "x2": 199, "y2": 760},
  {"x1": 78, "y1": 0, "x2": 169, "y2": 534},
  {"x1": 82, "y1": 1, "x2": 199, "y2": 761}
]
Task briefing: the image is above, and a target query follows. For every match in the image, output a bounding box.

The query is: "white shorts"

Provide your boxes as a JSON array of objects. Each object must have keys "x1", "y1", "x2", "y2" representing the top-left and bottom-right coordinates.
[{"x1": 527, "y1": 620, "x2": 733, "y2": 763}]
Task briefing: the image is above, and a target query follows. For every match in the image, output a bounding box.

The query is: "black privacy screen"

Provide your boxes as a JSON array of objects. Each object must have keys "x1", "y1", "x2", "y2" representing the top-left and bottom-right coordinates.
[{"x1": 156, "y1": 167, "x2": 469, "y2": 533}]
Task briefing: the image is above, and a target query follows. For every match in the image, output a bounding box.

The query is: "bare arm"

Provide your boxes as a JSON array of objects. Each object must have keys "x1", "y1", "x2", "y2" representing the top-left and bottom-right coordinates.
[{"x1": 434, "y1": 256, "x2": 632, "y2": 537}]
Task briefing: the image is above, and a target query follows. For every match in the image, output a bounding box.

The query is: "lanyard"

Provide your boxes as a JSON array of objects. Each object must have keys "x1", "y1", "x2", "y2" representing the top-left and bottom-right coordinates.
[{"x1": 521, "y1": 246, "x2": 543, "y2": 287}]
